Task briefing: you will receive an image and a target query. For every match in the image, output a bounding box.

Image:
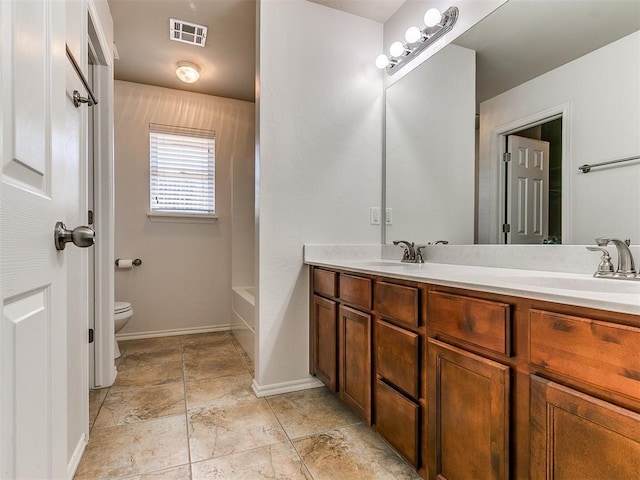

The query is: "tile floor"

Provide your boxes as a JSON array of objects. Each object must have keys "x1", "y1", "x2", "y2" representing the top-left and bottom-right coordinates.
[{"x1": 77, "y1": 332, "x2": 421, "y2": 479}]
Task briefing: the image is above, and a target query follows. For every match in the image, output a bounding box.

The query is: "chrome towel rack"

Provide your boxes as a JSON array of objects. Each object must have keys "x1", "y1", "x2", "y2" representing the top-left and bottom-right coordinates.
[
  {"x1": 66, "y1": 44, "x2": 98, "y2": 108},
  {"x1": 578, "y1": 154, "x2": 640, "y2": 173}
]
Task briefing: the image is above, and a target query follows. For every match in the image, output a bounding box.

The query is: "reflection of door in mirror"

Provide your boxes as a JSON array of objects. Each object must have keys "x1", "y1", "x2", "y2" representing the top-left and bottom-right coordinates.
[
  {"x1": 503, "y1": 118, "x2": 562, "y2": 244},
  {"x1": 506, "y1": 135, "x2": 549, "y2": 244}
]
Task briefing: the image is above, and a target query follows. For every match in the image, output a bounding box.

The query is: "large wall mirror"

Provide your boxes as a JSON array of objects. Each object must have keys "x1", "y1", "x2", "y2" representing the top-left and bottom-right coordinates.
[{"x1": 384, "y1": 0, "x2": 640, "y2": 246}]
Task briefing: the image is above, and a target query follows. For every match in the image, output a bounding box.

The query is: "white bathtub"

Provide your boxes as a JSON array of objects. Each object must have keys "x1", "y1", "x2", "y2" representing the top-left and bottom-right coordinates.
[{"x1": 231, "y1": 286, "x2": 255, "y2": 363}]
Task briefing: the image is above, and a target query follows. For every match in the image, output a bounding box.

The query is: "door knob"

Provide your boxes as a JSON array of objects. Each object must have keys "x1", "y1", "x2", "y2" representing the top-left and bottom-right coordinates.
[{"x1": 54, "y1": 222, "x2": 95, "y2": 251}]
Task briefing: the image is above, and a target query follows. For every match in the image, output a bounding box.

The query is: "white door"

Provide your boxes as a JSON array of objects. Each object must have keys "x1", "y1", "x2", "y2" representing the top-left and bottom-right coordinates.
[
  {"x1": 506, "y1": 135, "x2": 550, "y2": 244},
  {"x1": 0, "y1": 0, "x2": 87, "y2": 477}
]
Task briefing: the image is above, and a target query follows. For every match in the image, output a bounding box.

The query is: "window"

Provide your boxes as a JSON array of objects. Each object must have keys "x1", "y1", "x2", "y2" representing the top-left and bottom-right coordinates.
[{"x1": 149, "y1": 124, "x2": 215, "y2": 219}]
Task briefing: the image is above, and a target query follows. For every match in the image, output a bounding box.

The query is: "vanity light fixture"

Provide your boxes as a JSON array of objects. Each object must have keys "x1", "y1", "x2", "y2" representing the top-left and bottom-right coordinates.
[
  {"x1": 175, "y1": 61, "x2": 201, "y2": 83},
  {"x1": 376, "y1": 6, "x2": 459, "y2": 75}
]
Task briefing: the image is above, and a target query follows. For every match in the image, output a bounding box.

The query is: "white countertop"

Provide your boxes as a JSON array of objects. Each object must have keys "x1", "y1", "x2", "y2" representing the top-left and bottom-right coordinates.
[{"x1": 305, "y1": 258, "x2": 640, "y2": 316}]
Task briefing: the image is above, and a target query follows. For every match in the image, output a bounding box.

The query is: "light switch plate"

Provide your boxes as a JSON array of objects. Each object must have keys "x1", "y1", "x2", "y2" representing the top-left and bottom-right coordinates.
[
  {"x1": 385, "y1": 208, "x2": 393, "y2": 225},
  {"x1": 370, "y1": 207, "x2": 381, "y2": 225}
]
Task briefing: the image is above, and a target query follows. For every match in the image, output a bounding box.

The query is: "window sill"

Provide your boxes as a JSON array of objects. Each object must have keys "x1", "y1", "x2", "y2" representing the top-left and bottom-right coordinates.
[{"x1": 147, "y1": 212, "x2": 218, "y2": 224}]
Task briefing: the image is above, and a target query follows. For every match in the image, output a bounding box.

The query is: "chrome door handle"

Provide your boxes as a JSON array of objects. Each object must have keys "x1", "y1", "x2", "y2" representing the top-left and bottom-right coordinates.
[{"x1": 54, "y1": 222, "x2": 95, "y2": 251}]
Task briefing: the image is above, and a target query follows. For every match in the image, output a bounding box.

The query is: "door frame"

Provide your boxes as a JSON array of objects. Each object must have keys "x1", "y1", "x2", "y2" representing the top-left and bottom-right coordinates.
[
  {"x1": 87, "y1": 2, "x2": 116, "y2": 388},
  {"x1": 489, "y1": 103, "x2": 571, "y2": 244}
]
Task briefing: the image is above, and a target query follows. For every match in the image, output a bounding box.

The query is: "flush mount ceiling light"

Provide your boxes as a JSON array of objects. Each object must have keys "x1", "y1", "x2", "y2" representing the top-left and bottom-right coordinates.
[
  {"x1": 376, "y1": 6, "x2": 459, "y2": 75},
  {"x1": 176, "y1": 62, "x2": 201, "y2": 83}
]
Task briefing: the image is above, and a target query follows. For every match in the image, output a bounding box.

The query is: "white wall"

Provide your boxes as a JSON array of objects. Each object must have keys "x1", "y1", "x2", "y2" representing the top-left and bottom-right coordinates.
[
  {"x1": 114, "y1": 81, "x2": 254, "y2": 336},
  {"x1": 383, "y1": 0, "x2": 506, "y2": 86},
  {"x1": 231, "y1": 156, "x2": 255, "y2": 288},
  {"x1": 385, "y1": 44, "x2": 475, "y2": 245},
  {"x1": 255, "y1": 0, "x2": 383, "y2": 392},
  {"x1": 478, "y1": 31, "x2": 640, "y2": 245}
]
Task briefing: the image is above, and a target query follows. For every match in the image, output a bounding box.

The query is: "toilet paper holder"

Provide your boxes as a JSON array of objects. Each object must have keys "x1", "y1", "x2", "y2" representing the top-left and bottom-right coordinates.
[{"x1": 115, "y1": 258, "x2": 142, "y2": 267}]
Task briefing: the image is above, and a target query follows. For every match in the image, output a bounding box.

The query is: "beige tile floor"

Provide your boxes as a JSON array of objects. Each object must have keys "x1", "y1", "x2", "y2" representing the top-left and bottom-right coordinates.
[{"x1": 77, "y1": 332, "x2": 420, "y2": 480}]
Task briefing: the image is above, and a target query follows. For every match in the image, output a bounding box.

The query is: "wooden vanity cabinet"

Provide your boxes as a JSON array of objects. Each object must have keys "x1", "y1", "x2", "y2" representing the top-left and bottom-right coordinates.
[
  {"x1": 373, "y1": 280, "x2": 424, "y2": 470},
  {"x1": 426, "y1": 291, "x2": 512, "y2": 480},
  {"x1": 310, "y1": 267, "x2": 373, "y2": 422},
  {"x1": 310, "y1": 265, "x2": 640, "y2": 480},
  {"x1": 528, "y1": 308, "x2": 640, "y2": 479}
]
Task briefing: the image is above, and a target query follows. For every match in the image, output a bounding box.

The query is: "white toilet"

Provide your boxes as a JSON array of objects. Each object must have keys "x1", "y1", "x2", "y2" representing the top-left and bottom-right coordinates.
[{"x1": 114, "y1": 301, "x2": 133, "y2": 359}]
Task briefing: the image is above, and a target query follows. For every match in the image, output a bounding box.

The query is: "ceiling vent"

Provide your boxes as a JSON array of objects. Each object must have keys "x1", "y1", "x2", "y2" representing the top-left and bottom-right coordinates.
[{"x1": 169, "y1": 18, "x2": 207, "y2": 47}]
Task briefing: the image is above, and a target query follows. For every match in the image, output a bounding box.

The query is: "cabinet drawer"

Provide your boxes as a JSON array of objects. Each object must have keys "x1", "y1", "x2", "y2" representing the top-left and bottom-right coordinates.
[
  {"x1": 339, "y1": 274, "x2": 372, "y2": 310},
  {"x1": 375, "y1": 319, "x2": 419, "y2": 398},
  {"x1": 375, "y1": 379, "x2": 419, "y2": 467},
  {"x1": 375, "y1": 282, "x2": 419, "y2": 327},
  {"x1": 529, "y1": 309, "x2": 640, "y2": 400},
  {"x1": 428, "y1": 291, "x2": 511, "y2": 356},
  {"x1": 314, "y1": 268, "x2": 337, "y2": 298}
]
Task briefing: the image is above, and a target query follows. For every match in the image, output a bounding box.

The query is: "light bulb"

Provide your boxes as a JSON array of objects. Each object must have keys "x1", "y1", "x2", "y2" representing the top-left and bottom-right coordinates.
[
  {"x1": 423, "y1": 8, "x2": 442, "y2": 27},
  {"x1": 176, "y1": 62, "x2": 200, "y2": 83},
  {"x1": 404, "y1": 26, "x2": 422, "y2": 43},
  {"x1": 375, "y1": 54, "x2": 390, "y2": 69},
  {"x1": 389, "y1": 41, "x2": 405, "y2": 57}
]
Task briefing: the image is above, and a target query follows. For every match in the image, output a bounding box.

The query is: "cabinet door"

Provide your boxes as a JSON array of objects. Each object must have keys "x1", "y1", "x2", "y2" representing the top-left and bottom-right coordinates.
[
  {"x1": 530, "y1": 375, "x2": 640, "y2": 480},
  {"x1": 312, "y1": 295, "x2": 338, "y2": 392},
  {"x1": 339, "y1": 305, "x2": 372, "y2": 423},
  {"x1": 427, "y1": 338, "x2": 510, "y2": 480}
]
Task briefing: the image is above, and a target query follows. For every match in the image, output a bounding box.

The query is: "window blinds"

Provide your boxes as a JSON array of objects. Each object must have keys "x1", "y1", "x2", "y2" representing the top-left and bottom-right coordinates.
[{"x1": 149, "y1": 125, "x2": 215, "y2": 215}]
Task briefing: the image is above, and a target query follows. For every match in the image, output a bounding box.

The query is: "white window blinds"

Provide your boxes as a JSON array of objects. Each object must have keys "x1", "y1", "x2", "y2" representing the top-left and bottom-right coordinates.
[{"x1": 149, "y1": 124, "x2": 215, "y2": 216}]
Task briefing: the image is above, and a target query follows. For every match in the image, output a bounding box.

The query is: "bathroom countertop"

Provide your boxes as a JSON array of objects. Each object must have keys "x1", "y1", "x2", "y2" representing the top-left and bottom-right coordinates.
[{"x1": 304, "y1": 258, "x2": 640, "y2": 316}]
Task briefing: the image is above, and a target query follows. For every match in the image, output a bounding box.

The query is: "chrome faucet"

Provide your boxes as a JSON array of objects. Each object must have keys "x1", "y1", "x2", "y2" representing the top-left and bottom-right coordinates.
[
  {"x1": 393, "y1": 240, "x2": 415, "y2": 262},
  {"x1": 393, "y1": 240, "x2": 425, "y2": 263},
  {"x1": 594, "y1": 238, "x2": 637, "y2": 278}
]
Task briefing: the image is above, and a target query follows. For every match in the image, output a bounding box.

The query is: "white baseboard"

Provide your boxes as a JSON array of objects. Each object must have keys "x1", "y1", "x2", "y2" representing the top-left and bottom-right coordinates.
[
  {"x1": 252, "y1": 376, "x2": 324, "y2": 397},
  {"x1": 116, "y1": 324, "x2": 231, "y2": 341},
  {"x1": 67, "y1": 433, "x2": 87, "y2": 480}
]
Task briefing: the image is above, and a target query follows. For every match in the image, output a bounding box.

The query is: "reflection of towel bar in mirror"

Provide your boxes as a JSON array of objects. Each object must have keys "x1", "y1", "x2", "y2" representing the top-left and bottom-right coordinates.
[
  {"x1": 115, "y1": 258, "x2": 142, "y2": 267},
  {"x1": 578, "y1": 154, "x2": 640, "y2": 173}
]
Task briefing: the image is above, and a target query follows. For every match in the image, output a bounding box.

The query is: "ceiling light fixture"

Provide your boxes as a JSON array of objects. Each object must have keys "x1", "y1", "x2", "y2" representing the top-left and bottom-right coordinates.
[
  {"x1": 176, "y1": 62, "x2": 201, "y2": 83},
  {"x1": 376, "y1": 6, "x2": 459, "y2": 75}
]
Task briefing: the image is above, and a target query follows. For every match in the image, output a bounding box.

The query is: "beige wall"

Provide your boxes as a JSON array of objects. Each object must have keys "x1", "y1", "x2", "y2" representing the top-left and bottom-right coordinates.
[{"x1": 114, "y1": 80, "x2": 255, "y2": 336}]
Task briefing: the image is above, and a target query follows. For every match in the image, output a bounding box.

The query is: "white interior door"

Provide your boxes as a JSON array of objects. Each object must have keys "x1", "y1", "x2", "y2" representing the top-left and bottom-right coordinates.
[
  {"x1": 506, "y1": 135, "x2": 550, "y2": 244},
  {"x1": 0, "y1": 0, "x2": 86, "y2": 477}
]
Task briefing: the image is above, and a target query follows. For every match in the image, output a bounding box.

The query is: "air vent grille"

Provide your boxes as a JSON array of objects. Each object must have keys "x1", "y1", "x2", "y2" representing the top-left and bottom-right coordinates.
[{"x1": 169, "y1": 18, "x2": 207, "y2": 47}]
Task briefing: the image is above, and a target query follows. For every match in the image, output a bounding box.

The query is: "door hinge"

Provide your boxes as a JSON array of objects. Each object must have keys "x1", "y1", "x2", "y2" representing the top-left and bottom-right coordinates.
[
  {"x1": 89, "y1": 328, "x2": 94, "y2": 344},
  {"x1": 503, "y1": 152, "x2": 511, "y2": 162},
  {"x1": 88, "y1": 210, "x2": 94, "y2": 225},
  {"x1": 502, "y1": 223, "x2": 511, "y2": 233}
]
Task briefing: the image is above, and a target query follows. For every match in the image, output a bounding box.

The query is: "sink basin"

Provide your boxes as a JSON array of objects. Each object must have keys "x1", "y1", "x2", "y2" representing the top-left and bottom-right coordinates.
[
  {"x1": 357, "y1": 261, "x2": 403, "y2": 267},
  {"x1": 507, "y1": 275, "x2": 640, "y2": 294},
  {"x1": 356, "y1": 261, "x2": 426, "y2": 269}
]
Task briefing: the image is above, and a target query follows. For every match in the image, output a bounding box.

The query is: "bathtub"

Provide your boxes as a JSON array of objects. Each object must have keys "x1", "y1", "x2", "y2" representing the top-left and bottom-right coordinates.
[{"x1": 231, "y1": 286, "x2": 255, "y2": 363}]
